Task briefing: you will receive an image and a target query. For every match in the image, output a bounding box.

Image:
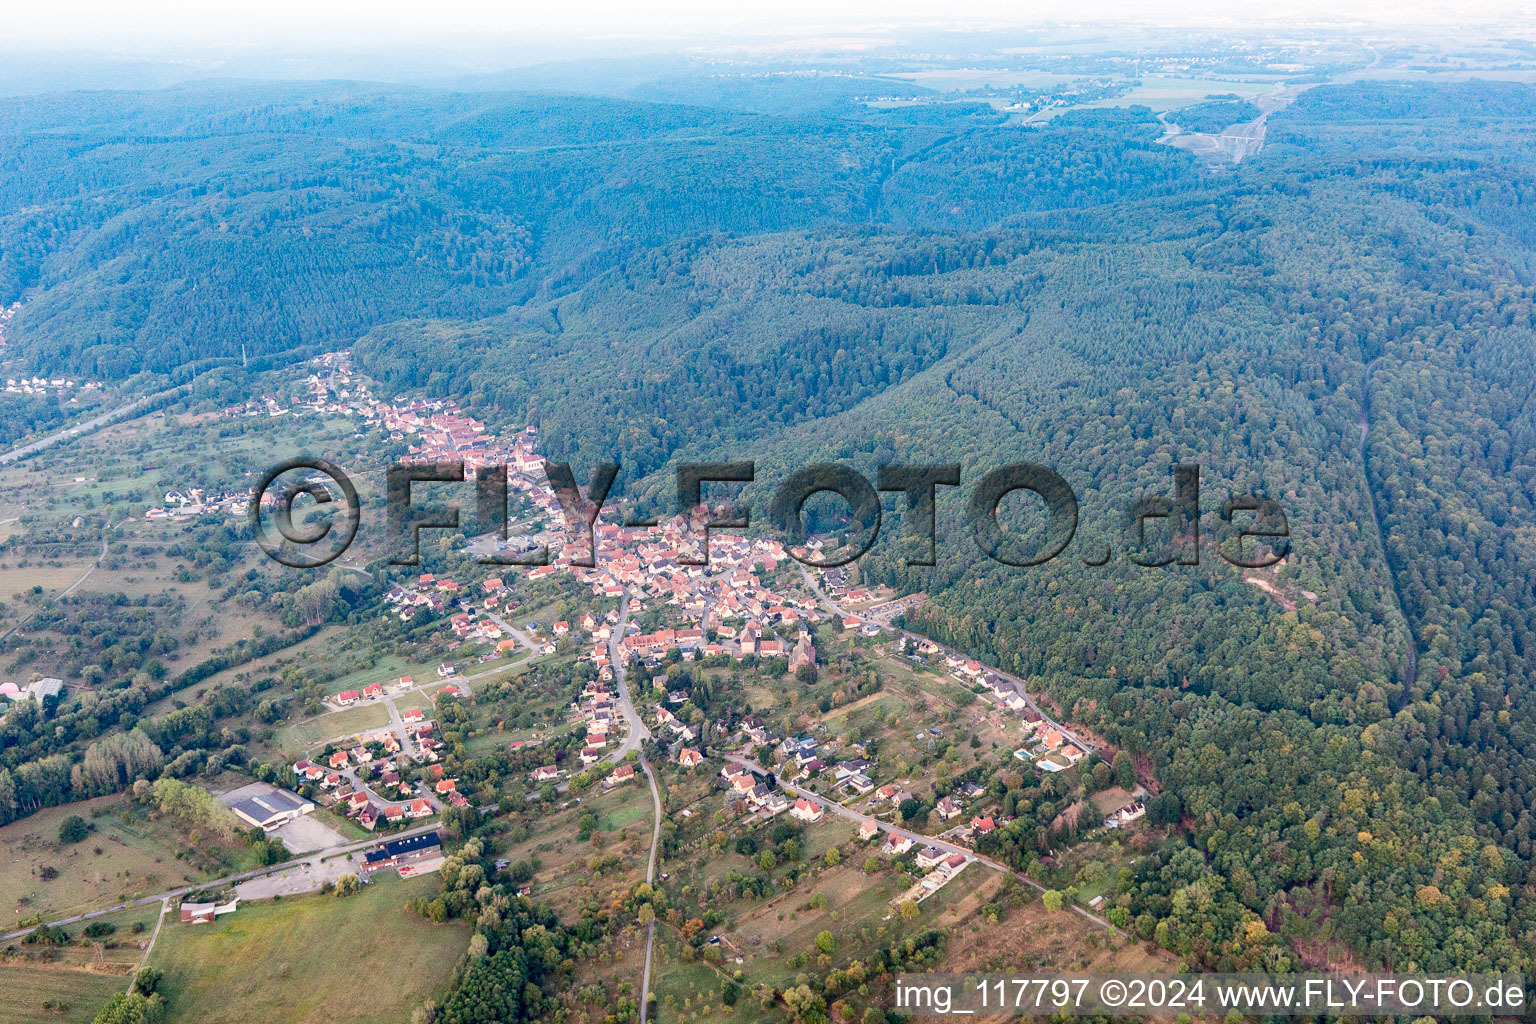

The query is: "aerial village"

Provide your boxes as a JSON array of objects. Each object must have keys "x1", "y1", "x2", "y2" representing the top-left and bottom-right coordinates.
[{"x1": 138, "y1": 351, "x2": 1133, "y2": 917}]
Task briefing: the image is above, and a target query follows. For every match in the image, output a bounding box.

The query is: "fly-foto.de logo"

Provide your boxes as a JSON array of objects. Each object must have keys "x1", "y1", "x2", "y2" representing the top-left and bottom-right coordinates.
[{"x1": 250, "y1": 459, "x2": 1290, "y2": 571}]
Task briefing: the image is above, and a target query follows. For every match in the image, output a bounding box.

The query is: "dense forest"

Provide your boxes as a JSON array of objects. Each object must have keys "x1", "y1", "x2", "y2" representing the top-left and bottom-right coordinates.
[
  {"x1": 354, "y1": 79, "x2": 1536, "y2": 973},
  {"x1": 1168, "y1": 96, "x2": 1261, "y2": 133},
  {"x1": 4, "y1": 73, "x2": 1536, "y2": 975}
]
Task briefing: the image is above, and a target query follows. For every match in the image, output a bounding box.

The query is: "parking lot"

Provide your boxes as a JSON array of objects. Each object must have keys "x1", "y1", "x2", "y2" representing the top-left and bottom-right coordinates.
[
  {"x1": 235, "y1": 851, "x2": 370, "y2": 900},
  {"x1": 272, "y1": 814, "x2": 349, "y2": 854}
]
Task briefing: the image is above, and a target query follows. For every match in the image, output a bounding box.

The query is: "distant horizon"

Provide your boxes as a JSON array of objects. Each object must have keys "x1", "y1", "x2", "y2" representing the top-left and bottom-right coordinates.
[
  {"x1": 4, "y1": 0, "x2": 1533, "y2": 56},
  {"x1": 0, "y1": 6, "x2": 1530, "y2": 100}
]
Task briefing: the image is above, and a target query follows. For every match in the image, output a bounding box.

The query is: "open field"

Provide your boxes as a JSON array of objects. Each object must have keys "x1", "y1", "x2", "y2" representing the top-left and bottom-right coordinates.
[
  {"x1": 2, "y1": 901, "x2": 165, "y2": 974},
  {"x1": 493, "y1": 786, "x2": 651, "y2": 917},
  {"x1": 1068, "y1": 74, "x2": 1273, "y2": 112},
  {"x1": 887, "y1": 68, "x2": 1076, "y2": 92},
  {"x1": 312, "y1": 654, "x2": 442, "y2": 698},
  {"x1": 0, "y1": 964, "x2": 129, "y2": 1024},
  {"x1": 651, "y1": 849, "x2": 1005, "y2": 1024},
  {"x1": 650, "y1": 945, "x2": 776, "y2": 1024},
  {"x1": 149, "y1": 873, "x2": 469, "y2": 1024},
  {"x1": 0, "y1": 401, "x2": 375, "y2": 683},
  {"x1": 0, "y1": 517, "x2": 276, "y2": 686},
  {"x1": 0, "y1": 797, "x2": 256, "y2": 930},
  {"x1": 1089, "y1": 786, "x2": 1138, "y2": 815},
  {"x1": 276, "y1": 703, "x2": 393, "y2": 749},
  {"x1": 600, "y1": 801, "x2": 649, "y2": 832},
  {"x1": 142, "y1": 625, "x2": 345, "y2": 717},
  {"x1": 942, "y1": 872, "x2": 1171, "y2": 975},
  {"x1": 0, "y1": 561, "x2": 96, "y2": 602}
]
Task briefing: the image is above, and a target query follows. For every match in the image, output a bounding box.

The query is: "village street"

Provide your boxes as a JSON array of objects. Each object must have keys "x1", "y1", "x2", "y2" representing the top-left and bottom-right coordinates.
[
  {"x1": 607, "y1": 594, "x2": 652, "y2": 759},
  {"x1": 721, "y1": 753, "x2": 1116, "y2": 933},
  {"x1": 797, "y1": 563, "x2": 1095, "y2": 754},
  {"x1": 0, "y1": 824, "x2": 444, "y2": 943}
]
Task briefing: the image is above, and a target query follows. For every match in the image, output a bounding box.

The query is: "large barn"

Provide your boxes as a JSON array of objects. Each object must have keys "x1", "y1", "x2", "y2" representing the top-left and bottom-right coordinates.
[{"x1": 228, "y1": 786, "x2": 315, "y2": 831}]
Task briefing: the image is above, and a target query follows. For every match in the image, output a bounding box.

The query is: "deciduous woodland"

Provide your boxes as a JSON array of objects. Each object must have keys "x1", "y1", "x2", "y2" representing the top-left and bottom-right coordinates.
[{"x1": 1, "y1": 45, "x2": 1536, "y2": 1024}]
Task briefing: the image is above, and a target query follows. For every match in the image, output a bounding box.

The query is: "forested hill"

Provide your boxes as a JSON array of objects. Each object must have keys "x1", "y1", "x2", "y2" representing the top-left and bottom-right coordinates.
[
  {"x1": 0, "y1": 84, "x2": 1191, "y2": 378},
  {"x1": 354, "y1": 80, "x2": 1536, "y2": 973},
  {"x1": 8, "y1": 74, "x2": 1536, "y2": 973}
]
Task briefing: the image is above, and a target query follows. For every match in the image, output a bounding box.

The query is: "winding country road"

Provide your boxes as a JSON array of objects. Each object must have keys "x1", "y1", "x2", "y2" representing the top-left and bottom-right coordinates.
[
  {"x1": 637, "y1": 756, "x2": 662, "y2": 1024},
  {"x1": 126, "y1": 899, "x2": 170, "y2": 994},
  {"x1": 0, "y1": 387, "x2": 180, "y2": 464},
  {"x1": 0, "y1": 823, "x2": 442, "y2": 943},
  {"x1": 796, "y1": 563, "x2": 1093, "y2": 753},
  {"x1": 607, "y1": 595, "x2": 653, "y2": 759},
  {"x1": 0, "y1": 520, "x2": 114, "y2": 644},
  {"x1": 608, "y1": 593, "x2": 664, "y2": 1024},
  {"x1": 722, "y1": 753, "x2": 1115, "y2": 933}
]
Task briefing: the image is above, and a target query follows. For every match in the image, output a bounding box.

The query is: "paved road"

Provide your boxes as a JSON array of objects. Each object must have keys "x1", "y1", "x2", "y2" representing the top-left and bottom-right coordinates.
[
  {"x1": 724, "y1": 754, "x2": 977, "y2": 863},
  {"x1": 798, "y1": 563, "x2": 851, "y2": 620},
  {"x1": 0, "y1": 822, "x2": 442, "y2": 943},
  {"x1": 381, "y1": 693, "x2": 413, "y2": 756},
  {"x1": 611, "y1": 591, "x2": 664, "y2": 1024},
  {"x1": 607, "y1": 594, "x2": 652, "y2": 759},
  {"x1": 235, "y1": 847, "x2": 370, "y2": 900},
  {"x1": 637, "y1": 755, "x2": 662, "y2": 1024},
  {"x1": 1215, "y1": 113, "x2": 1269, "y2": 162},
  {"x1": 797, "y1": 564, "x2": 1093, "y2": 753},
  {"x1": 483, "y1": 610, "x2": 546, "y2": 655},
  {"x1": 938, "y1": 650, "x2": 1095, "y2": 755},
  {"x1": 314, "y1": 669, "x2": 480, "y2": 751},
  {"x1": 723, "y1": 753, "x2": 1114, "y2": 933},
  {"x1": 0, "y1": 388, "x2": 178, "y2": 464},
  {"x1": 335, "y1": 762, "x2": 443, "y2": 817}
]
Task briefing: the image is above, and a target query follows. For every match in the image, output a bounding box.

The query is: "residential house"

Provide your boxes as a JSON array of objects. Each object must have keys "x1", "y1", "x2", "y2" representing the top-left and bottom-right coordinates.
[
  {"x1": 791, "y1": 797, "x2": 824, "y2": 823},
  {"x1": 915, "y1": 846, "x2": 948, "y2": 870},
  {"x1": 759, "y1": 791, "x2": 790, "y2": 816},
  {"x1": 605, "y1": 764, "x2": 636, "y2": 788},
  {"x1": 834, "y1": 758, "x2": 873, "y2": 781},
  {"x1": 1105, "y1": 801, "x2": 1146, "y2": 829},
  {"x1": 843, "y1": 773, "x2": 875, "y2": 796}
]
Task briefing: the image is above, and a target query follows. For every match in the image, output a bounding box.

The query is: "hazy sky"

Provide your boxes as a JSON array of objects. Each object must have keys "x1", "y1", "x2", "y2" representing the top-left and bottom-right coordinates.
[{"x1": 7, "y1": 0, "x2": 1533, "y2": 50}]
